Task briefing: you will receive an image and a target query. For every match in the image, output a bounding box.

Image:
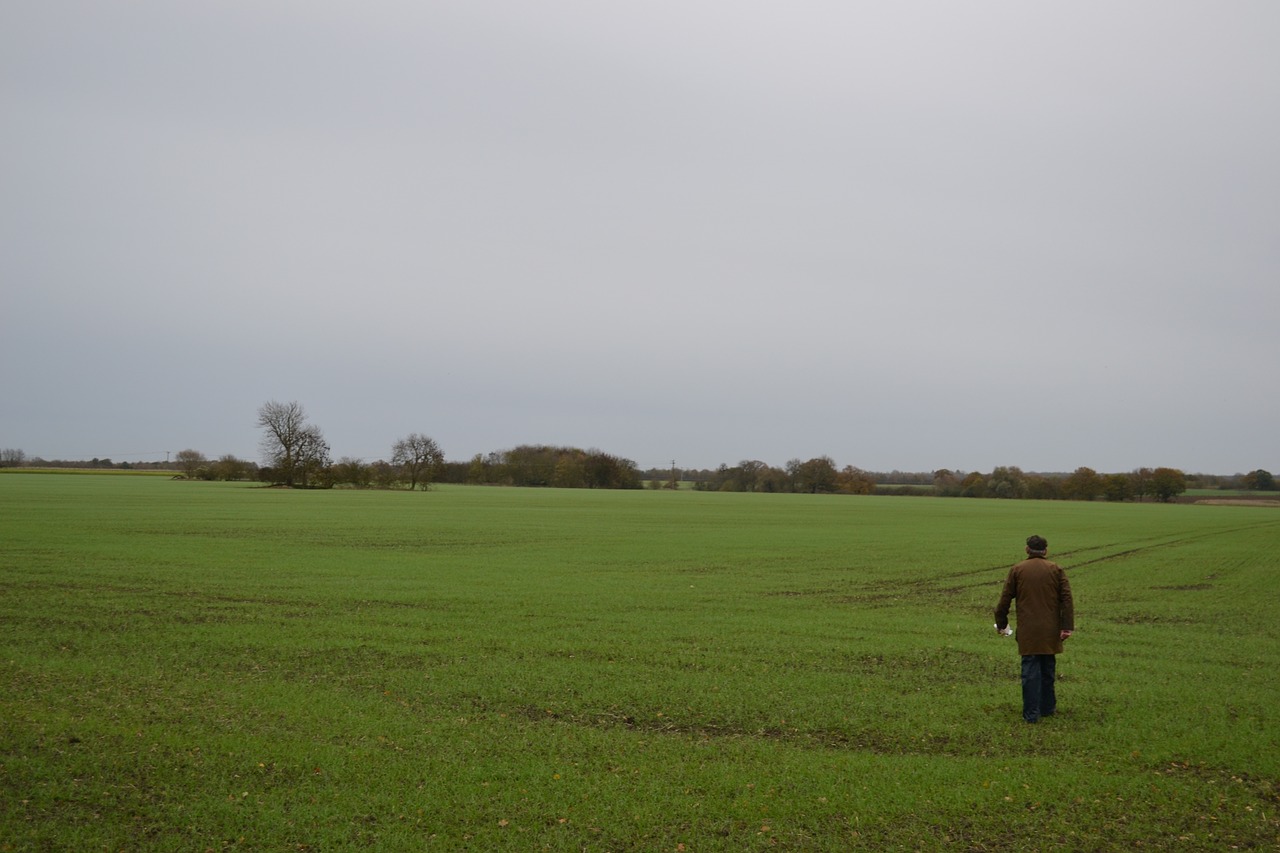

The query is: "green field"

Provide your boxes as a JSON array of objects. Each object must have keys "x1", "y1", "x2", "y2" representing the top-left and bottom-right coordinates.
[{"x1": 2, "y1": 474, "x2": 1277, "y2": 850}]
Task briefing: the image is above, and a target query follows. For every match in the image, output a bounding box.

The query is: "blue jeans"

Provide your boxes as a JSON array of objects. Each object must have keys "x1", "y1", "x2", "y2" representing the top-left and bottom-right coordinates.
[{"x1": 1020, "y1": 654, "x2": 1057, "y2": 722}]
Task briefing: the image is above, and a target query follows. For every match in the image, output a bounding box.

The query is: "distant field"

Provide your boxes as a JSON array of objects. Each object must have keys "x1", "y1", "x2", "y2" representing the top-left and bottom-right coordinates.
[
  {"x1": 1183, "y1": 488, "x2": 1276, "y2": 498},
  {"x1": 0, "y1": 467, "x2": 177, "y2": 476},
  {"x1": 2, "y1": 473, "x2": 1277, "y2": 850}
]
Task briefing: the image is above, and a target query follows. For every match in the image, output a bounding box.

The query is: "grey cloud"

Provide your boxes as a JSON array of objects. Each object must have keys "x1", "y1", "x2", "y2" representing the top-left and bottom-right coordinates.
[{"x1": 3, "y1": 1, "x2": 1277, "y2": 473}]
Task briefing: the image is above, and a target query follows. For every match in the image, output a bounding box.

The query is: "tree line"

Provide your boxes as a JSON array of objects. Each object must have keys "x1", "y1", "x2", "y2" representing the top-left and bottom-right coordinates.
[
  {"x1": 3, "y1": 400, "x2": 1274, "y2": 502},
  {"x1": 662, "y1": 459, "x2": 1272, "y2": 501},
  {"x1": 656, "y1": 457, "x2": 1206, "y2": 502}
]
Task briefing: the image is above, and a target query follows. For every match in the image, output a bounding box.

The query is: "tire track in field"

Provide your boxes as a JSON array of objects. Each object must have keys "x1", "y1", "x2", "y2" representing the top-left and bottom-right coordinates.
[
  {"x1": 939, "y1": 517, "x2": 1279, "y2": 583},
  {"x1": 1062, "y1": 518, "x2": 1279, "y2": 572},
  {"x1": 768, "y1": 517, "x2": 1278, "y2": 603}
]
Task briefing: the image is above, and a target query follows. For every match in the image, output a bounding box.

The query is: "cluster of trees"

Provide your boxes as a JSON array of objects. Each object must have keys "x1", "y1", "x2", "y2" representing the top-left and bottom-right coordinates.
[
  {"x1": 448, "y1": 445, "x2": 641, "y2": 489},
  {"x1": 254, "y1": 401, "x2": 444, "y2": 490},
  {"x1": 683, "y1": 457, "x2": 878, "y2": 495},
  {"x1": 34, "y1": 403, "x2": 637, "y2": 492},
  {"x1": 256, "y1": 402, "x2": 641, "y2": 490},
  {"x1": 173, "y1": 450, "x2": 258, "y2": 482},
  {"x1": 1241, "y1": 468, "x2": 1277, "y2": 490}
]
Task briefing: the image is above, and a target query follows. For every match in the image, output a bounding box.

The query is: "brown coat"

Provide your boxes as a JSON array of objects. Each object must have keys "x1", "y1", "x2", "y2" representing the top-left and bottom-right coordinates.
[{"x1": 994, "y1": 556, "x2": 1074, "y2": 655}]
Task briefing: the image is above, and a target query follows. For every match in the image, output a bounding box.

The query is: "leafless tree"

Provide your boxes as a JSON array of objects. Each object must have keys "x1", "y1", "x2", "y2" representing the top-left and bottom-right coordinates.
[
  {"x1": 391, "y1": 433, "x2": 444, "y2": 491},
  {"x1": 174, "y1": 448, "x2": 207, "y2": 480},
  {"x1": 257, "y1": 400, "x2": 329, "y2": 487},
  {"x1": 293, "y1": 425, "x2": 331, "y2": 488}
]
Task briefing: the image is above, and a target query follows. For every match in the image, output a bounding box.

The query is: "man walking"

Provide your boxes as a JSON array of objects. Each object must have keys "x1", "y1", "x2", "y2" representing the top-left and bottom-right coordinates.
[{"x1": 994, "y1": 535, "x2": 1074, "y2": 723}]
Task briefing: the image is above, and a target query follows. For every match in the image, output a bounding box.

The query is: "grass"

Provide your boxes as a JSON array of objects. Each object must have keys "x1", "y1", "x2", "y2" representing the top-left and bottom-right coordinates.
[{"x1": 2, "y1": 474, "x2": 1278, "y2": 850}]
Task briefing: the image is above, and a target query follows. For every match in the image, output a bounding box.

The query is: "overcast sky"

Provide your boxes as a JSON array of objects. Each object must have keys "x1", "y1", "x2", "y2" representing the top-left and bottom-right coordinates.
[{"x1": 3, "y1": 2, "x2": 1276, "y2": 474}]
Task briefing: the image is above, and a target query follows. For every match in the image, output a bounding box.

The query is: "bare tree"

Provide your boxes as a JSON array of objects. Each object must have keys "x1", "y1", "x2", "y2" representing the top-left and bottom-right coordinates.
[
  {"x1": 293, "y1": 425, "x2": 331, "y2": 488},
  {"x1": 257, "y1": 401, "x2": 329, "y2": 487},
  {"x1": 174, "y1": 449, "x2": 207, "y2": 480},
  {"x1": 0, "y1": 448, "x2": 25, "y2": 468},
  {"x1": 391, "y1": 433, "x2": 444, "y2": 490}
]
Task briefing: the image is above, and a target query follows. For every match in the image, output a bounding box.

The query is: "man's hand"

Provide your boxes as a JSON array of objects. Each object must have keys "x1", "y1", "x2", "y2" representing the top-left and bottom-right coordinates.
[{"x1": 1060, "y1": 630, "x2": 1073, "y2": 640}]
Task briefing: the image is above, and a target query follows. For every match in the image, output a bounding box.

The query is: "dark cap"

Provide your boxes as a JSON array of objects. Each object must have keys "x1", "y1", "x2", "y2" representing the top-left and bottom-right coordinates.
[{"x1": 1026, "y1": 535, "x2": 1048, "y2": 555}]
